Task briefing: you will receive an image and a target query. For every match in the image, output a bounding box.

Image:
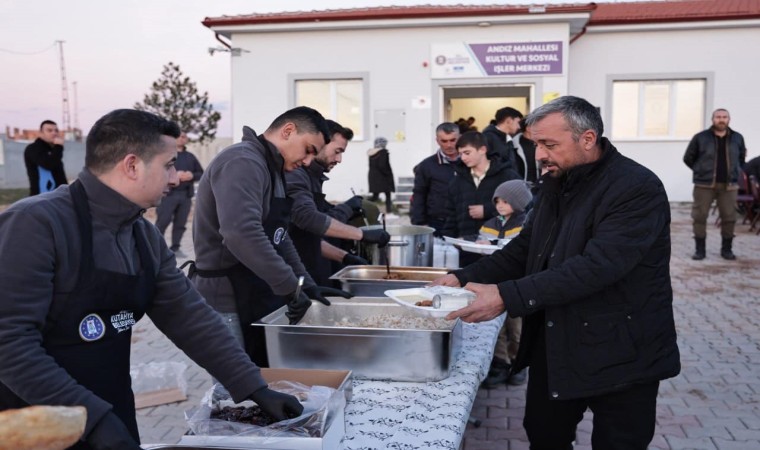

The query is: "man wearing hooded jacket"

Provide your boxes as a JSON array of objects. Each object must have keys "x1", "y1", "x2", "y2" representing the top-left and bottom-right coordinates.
[
  {"x1": 0, "y1": 109, "x2": 302, "y2": 450},
  {"x1": 434, "y1": 96, "x2": 680, "y2": 449}
]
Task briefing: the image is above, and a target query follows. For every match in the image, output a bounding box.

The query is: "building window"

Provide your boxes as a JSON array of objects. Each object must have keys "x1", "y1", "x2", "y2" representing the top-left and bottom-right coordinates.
[
  {"x1": 611, "y1": 79, "x2": 705, "y2": 139},
  {"x1": 295, "y1": 79, "x2": 364, "y2": 140}
]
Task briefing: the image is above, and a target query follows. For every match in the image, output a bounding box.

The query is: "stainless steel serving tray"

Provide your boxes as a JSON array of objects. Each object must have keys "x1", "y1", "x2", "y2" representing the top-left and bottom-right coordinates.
[
  {"x1": 252, "y1": 297, "x2": 462, "y2": 382},
  {"x1": 329, "y1": 265, "x2": 448, "y2": 297}
]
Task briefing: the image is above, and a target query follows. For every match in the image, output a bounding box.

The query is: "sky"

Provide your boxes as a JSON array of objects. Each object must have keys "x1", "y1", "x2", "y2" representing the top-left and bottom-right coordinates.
[{"x1": 1, "y1": 0, "x2": 633, "y2": 137}]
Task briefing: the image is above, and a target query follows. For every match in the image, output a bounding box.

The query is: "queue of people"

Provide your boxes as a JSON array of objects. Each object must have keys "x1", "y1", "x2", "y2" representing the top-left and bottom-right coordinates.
[{"x1": 8, "y1": 94, "x2": 734, "y2": 449}]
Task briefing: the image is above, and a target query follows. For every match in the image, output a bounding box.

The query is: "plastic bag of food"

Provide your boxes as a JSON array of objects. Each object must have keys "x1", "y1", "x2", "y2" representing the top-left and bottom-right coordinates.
[
  {"x1": 130, "y1": 362, "x2": 187, "y2": 408},
  {"x1": 185, "y1": 380, "x2": 344, "y2": 438}
]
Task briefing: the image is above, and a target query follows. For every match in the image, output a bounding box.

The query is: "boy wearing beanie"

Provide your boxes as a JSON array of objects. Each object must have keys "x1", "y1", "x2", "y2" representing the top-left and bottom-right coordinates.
[
  {"x1": 480, "y1": 179, "x2": 533, "y2": 388},
  {"x1": 478, "y1": 179, "x2": 533, "y2": 243}
]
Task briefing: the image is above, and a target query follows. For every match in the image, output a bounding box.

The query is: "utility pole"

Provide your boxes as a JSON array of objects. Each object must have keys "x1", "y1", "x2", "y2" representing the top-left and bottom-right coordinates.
[
  {"x1": 72, "y1": 80, "x2": 82, "y2": 141},
  {"x1": 56, "y1": 40, "x2": 71, "y2": 133}
]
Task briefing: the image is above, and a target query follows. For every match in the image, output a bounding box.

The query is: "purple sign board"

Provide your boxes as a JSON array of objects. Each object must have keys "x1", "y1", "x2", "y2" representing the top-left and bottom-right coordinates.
[{"x1": 469, "y1": 41, "x2": 563, "y2": 76}]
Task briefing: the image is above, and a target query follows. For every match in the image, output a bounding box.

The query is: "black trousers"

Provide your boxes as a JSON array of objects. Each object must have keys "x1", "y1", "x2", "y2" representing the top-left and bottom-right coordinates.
[
  {"x1": 524, "y1": 335, "x2": 659, "y2": 450},
  {"x1": 155, "y1": 191, "x2": 192, "y2": 250}
]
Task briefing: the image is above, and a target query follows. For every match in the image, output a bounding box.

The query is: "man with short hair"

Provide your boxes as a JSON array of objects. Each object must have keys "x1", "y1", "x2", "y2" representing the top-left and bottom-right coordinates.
[
  {"x1": 154, "y1": 131, "x2": 203, "y2": 256},
  {"x1": 0, "y1": 109, "x2": 302, "y2": 450},
  {"x1": 192, "y1": 106, "x2": 344, "y2": 367},
  {"x1": 287, "y1": 120, "x2": 390, "y2": 285},
  {"x1": 683, "y1": 108, "x2": 747, "y2": 260},
  {"x1": 24, "y1": 120, "x2": 68, "y2": 196},
  {"x1": 482, "y1": 106, "x2": 523, "y2": 167},
  {"x1": 411, "y1": 122, "x2": 461, "y2": 233},
  {"x1": 435, "y1": 96, "x2": 680, "y2": 450},
  {"x1": 441, "y1": 131, "x2": 518, "y2": 266}
]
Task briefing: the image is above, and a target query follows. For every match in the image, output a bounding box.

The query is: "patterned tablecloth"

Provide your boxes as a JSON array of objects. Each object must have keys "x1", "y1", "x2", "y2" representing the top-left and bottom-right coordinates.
[{"x1": 342, "y1": 314, "x2": 506, "y2": 450}]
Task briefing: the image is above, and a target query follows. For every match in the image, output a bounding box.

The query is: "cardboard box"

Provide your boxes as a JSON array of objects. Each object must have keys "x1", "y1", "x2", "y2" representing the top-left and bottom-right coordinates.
[{"x1": 179, "y1": 368, "x2": 350, "y2": 450}]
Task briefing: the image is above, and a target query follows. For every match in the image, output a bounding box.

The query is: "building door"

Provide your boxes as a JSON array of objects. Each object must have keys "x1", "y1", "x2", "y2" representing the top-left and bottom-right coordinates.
[{"x1": 443, "y1": 85, "x2": 532, "y2": 132}]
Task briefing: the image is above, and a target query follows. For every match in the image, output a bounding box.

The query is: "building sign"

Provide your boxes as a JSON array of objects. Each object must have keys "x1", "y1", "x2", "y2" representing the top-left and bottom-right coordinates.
[{"x1": 431, "y1": 41, "x2": 563, "y2": 79}]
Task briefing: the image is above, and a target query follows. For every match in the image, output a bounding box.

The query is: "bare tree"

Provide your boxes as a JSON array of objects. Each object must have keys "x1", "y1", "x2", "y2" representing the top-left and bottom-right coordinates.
[{"x1": 135, "y1": 62, "x2": 221, "y2": 144}]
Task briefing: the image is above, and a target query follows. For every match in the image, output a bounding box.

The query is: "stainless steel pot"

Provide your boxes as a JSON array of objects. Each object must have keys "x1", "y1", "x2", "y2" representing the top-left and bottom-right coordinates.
[{"x1": 357, "y1": 224, "x2": 435, "y2": 267}]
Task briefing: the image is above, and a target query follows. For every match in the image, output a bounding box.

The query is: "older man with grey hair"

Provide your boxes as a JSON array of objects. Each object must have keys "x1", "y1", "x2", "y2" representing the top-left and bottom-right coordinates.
[{"x1": 433, "y1": 96, "x2": 680, "y2": 449}]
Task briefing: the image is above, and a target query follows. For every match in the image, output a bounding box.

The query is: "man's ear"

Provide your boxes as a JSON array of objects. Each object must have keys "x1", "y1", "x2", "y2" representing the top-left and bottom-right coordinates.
[
  {"x1": 581, "y1": 130, "x2": 597, "y2": 150},
  {"x1": 281, "y1": 122, "x2": 297, "y2": 140},
  {"x1": 122, "y1": 154, "x2": 140, "y2": 180}
]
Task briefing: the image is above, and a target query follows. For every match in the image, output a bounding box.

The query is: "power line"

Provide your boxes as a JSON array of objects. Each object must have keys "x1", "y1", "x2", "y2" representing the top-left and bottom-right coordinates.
[{"x1": 0, "y1": 42, "x2": 56, "y2": 55}]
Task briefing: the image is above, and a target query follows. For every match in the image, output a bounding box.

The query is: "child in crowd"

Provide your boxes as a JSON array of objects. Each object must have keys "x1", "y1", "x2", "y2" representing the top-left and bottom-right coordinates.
[{"x1": 479, "y1": 179, "x2": 533, "y2": 388}]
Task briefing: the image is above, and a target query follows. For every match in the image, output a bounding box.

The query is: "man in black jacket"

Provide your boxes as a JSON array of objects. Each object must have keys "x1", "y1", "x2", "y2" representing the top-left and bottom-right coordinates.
[
  {"x1": 435, "y1": 96, "x2": 680, "y2": 449},
  {"x1": 683, "y1": 108, "x2": 747, "y2": 260},
  {"x1": 24, "y1": 120, "x2": 68, "y2": 196},
  {"x1": 482, "y1": 106, "x2": 522, "y2": 169},
  {"x1": 410, "y1": 122, "x2": 461, "y2": 233}
]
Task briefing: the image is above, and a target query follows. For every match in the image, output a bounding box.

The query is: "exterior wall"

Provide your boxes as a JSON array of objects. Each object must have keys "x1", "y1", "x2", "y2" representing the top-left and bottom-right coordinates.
[
  {"x1": 229, "y1": 22, "x2": 570, "y2": 202},
  {"x1": 569, "y1": 24, "x2": 760, "y2": 202}
]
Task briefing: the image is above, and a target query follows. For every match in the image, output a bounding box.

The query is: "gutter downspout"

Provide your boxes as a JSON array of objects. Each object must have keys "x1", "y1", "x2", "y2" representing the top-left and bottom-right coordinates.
[
  {"x1": 570, "y1": 26, "x2": 587, "y2": 44},
  {"x1": 215, "y1": 33, "x2": 233, "y2": 50}
]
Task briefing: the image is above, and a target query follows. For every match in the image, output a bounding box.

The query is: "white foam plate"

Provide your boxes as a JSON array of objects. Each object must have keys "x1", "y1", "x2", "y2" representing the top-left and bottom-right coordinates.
[{"x1": 384, "y1": 286, "x2": 474, "y2": 318}]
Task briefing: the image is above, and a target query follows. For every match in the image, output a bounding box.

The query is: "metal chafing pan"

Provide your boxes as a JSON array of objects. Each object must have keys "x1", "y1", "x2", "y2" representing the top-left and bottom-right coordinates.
[
  {"x1": 252, "y1": 297, "x2": 462, "y2": 382},
  {"x1": 329, "y1": 265, "x2": 448, "y2": 297}
]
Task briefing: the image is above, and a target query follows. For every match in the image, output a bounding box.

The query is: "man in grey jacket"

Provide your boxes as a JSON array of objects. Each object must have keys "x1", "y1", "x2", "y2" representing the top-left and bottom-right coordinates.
[
  {"x1": 192, "y1": 106, "x2": 347, "y2": 367},
  {"x1": 683, "y1": 108, "x2": 747, "y2": 260},
  {"x1": 0, "y1": 109, "x2": 302, "y2": 450}
]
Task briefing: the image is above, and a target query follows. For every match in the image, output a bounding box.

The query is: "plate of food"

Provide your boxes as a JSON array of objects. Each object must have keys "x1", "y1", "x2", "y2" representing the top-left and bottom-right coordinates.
[
  {"x1": 442, "y1": 236, "x2": 510, "y2": 255},
  {"x1": 384, "y1": 286, "x2": 475, "y2": 318}
]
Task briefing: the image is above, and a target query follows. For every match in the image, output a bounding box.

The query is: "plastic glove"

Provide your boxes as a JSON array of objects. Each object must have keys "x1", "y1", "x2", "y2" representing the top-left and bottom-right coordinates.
[
  {"x1": 249, "y1": 386, "x2": 304, "y2": 422},
  {"x1": 343, "y1": 195, "x2": 364, "y2": 213},
  {"x1": 342, "y1": 253, "x2": 369, "y2": 266},
  {"x1": 86, "y1": 411, "x2": 142, "y2": 450},
  {"x1": 361, "y1": 229, "x2": 391, "y2": 247},
  {"x1": 286, "y1": 290, "x2": 312, "y2": 325},
  {"x1": 304, "y1": 285, "x2": 352, "y2": 306}
]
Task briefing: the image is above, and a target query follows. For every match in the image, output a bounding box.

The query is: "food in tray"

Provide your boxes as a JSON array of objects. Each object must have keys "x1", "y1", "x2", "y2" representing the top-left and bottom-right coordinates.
[
  {"x1": 382, "y1": 272, "x2": 405, "y2": 280},
  {"x1": 305, "y1": 314, "x2": 453, "y2": 330},
  {"x1": 395, "y1": 294, "x2": 429, "y2": 303},
  {"x1": 211, "y1": 405, "x2": 276, "y2": 427},
  {"x1": 415, "y1": 300, "x2": 434, "y2": 307}
]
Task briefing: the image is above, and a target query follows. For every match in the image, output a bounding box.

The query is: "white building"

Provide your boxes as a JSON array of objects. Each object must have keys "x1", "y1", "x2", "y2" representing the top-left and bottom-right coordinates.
[{"x1": 204, "y1": 0, "x2": 760, "y2": 202}]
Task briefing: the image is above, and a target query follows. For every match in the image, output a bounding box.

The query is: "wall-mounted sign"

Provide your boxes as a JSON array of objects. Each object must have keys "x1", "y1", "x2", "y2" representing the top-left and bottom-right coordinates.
[{"x1": 431, "y1": 41, "x2": 563, "y2": 79}]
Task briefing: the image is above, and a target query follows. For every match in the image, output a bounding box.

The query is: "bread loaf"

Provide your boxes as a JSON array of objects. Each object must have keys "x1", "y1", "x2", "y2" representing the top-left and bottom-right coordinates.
[{"x1": 0, "y1": 405, "x2": 87, "y2": 450}]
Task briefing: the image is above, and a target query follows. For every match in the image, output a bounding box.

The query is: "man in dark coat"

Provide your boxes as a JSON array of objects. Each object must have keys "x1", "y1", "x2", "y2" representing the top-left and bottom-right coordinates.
[
  {"x1": 683, "y1": 108, "x2": 747, "y2": 260},
  {"x1": 482, "y1": 106, "x2": 522, "y2": 170},
  {"x1": 434, "y1": 96, "x2": 680, "y2": 449},
  {"x1": 506, "y1": 119, "x2": 539, "y2": 186},
  {"x1": 24, "y1": 120, "x2": 68, "y2": 196},
  {"x1": 367, "y1": 137, "x2": 395, "y2": 212},
  {"x1": 411, "y1": 122, "x2": 461, "y2": 233}
]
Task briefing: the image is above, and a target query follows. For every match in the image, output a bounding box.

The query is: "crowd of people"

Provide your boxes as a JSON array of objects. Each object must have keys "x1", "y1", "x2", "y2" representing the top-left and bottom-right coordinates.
[{"x1": 4, "y1": 95, "x2": 755, "y2": 449}]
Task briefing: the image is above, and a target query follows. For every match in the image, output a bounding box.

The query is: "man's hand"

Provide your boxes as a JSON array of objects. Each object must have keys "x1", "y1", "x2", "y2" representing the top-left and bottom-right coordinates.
[
  {"x1": 286, "y1": 291, "x2": 312, "y2": 325},
  {"x1": 53, "y1": 137, "x2": 65, "y2": 146},
  {"x1": 249, "y1": 387, "x2": 304, "y2": 422},
  {"x1": 342, "y1": 253, "x2": 369, "y2": 266},
  {"x1": 361, "y1": 229, "x2": 391, "y2": 247},
  {"x1": 446, "y1": 282, "x2": 505, "y2": 322},
  {"x1": 178, "y1": 170, "x2": 194, "y2": 182},
  {"x1": 429, "y1": 273, "x2": 461, "y2": 287},
  {"x1": 86, "y1": 412, "x2": 141, "y2": 450},
  {"x1": 304, "y1": 285, "x2": 353, "y2": 306},
  {"x1": 468, "y1": 205, "x2": 485, "y2": 219}
]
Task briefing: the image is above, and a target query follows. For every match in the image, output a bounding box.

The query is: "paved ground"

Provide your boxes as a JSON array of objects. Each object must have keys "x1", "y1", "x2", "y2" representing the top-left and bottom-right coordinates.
[{"x1": 134, "y1": 203, "x2": 760, "y2": 449}]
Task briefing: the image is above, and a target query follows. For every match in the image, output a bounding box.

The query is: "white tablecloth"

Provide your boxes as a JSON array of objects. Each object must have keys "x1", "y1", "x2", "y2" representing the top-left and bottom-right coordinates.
[{"x1": 342, "y1": 314, "x2": 506, "y2": 450}]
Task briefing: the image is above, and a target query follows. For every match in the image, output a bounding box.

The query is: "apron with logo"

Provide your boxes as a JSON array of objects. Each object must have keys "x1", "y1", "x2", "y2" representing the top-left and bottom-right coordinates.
[
  {"x1": 0, "y1": 180, "x2": 155, "y2": 448},
  {"x1": 193, "y1": 136, "x2": 293, "y2": 367}
]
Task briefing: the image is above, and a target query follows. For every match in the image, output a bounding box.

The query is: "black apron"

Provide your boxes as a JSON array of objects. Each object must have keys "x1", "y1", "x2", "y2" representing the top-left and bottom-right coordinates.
[
  {"x1": 0, "y1": 180, "x2": 155, "y2": 448},
  {"x1": 289, "y1": 187, "x2": 331, "y2": 286},
  {"x1": 193, "y1": 136, "x2": 293, "y2": 368}
]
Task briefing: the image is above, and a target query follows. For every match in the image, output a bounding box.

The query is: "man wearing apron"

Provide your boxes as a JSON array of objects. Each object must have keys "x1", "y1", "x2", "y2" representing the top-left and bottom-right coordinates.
[
  {"x1": 287, "y1": 120, "x2": 391, "y2": 285},
  {"x1": 0, "y1": 109, "x2": 302, "y2": 449},
  {"x1": 192, "y1": 106, "x2": 348, "y2": 368}
]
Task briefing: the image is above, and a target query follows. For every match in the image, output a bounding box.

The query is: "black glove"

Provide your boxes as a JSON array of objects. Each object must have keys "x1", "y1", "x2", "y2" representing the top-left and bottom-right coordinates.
[
  {"x1": 361, "y1": 229, "x2": 391, "y2": 247},
  {"x1": 343, "y1": 195, "x2": 364, "y2": 212},
  {"x1": 249, "y1": 386, "x2": 304, "y2": 422},
  {"x1": 304, "y1": 285, "x2": 352, "y2": 306},
  {"x1": 87, "y1": 411, "x2": 141, "y2": 450},
  {"x1": 286, "y1": 290, "x2": 312, "y2": 325},
  {"x1": 342, "y1": 253, "x2": 369, "y2": 266}
]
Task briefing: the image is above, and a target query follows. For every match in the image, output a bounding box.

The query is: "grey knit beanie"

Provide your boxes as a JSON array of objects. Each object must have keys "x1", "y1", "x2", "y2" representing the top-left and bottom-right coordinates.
[
  {"x1": 374, "y1": 137, "x2": 388, "y2": 149},
  {"x1": 493, "y1": 180, "x2": 532, "y2": 212}
]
